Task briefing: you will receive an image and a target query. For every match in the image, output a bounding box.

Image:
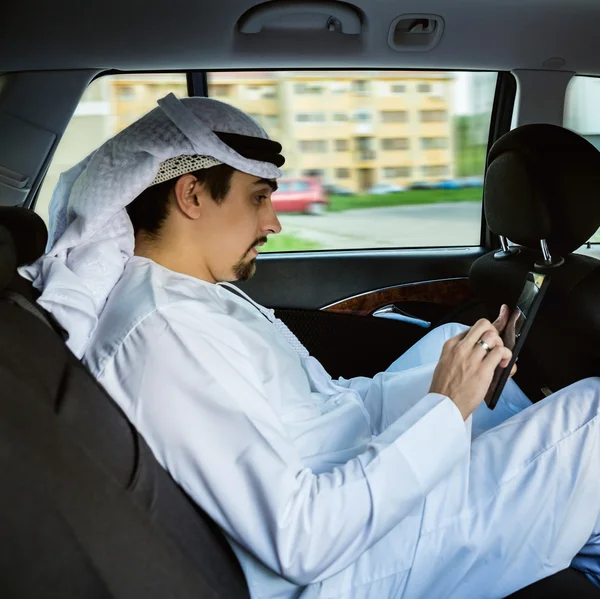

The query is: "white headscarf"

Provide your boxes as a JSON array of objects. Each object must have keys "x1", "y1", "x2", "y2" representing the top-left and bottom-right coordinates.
[{"x1": 20, "y1": 93, "x2": 282, "y2": 358}]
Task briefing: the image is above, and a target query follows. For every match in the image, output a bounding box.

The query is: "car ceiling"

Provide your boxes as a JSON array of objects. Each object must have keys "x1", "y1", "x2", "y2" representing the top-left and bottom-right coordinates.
[{"x1": 1, "y1": 0, "x2": 600, "y2": 75}]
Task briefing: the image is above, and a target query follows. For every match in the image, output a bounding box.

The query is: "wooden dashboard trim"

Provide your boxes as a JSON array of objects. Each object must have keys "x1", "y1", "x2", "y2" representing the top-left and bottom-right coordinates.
[{"x1": 321, "y1": 278, "x2": 472, "y2": 317}]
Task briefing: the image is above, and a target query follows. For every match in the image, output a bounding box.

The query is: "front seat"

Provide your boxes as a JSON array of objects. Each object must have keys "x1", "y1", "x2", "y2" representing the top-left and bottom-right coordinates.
[
  {"x1": 0, "y1": 206, "x2": 598, "y2": 598},
  {"x1": 470, "y1": 123, "x2": 600, "y2": 401}
]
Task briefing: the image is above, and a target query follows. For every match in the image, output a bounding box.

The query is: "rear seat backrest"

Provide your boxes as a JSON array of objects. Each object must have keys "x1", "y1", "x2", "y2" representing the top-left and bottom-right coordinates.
[{"x1": 0, "y1": 209, "x2": 250, "y2": 599}]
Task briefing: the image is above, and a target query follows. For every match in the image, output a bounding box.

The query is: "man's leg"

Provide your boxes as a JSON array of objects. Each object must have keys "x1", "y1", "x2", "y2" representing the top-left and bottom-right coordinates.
[
  {"x1": 407, "y1": 377, "x2": 600, "y2": 599},
  {"x1": 312, "y1": 378, "x2": 600, "y2": 599},
  {"x1": 385, "y1": 323, "x2": 532, "y2": 438},
  {"x1": 386, "y1": 322, "x2": 465, "y2": 373}
]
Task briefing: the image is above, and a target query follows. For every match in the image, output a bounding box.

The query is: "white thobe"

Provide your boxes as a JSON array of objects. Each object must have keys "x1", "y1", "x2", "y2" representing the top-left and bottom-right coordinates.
[{"x1": 84, "y1": 257, "x2": 600, "y2": 599}]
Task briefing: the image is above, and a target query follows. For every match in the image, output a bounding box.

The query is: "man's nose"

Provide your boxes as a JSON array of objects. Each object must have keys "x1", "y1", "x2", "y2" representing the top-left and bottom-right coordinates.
[{"x1": 262, "y1": 199, "x2": 282, "y2": 235}]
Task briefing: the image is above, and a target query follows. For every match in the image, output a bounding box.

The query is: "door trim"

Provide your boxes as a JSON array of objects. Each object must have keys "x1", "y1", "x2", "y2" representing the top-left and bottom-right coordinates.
[{"x1": 322, "y1": 277, "x2": 471, "y2": 316}]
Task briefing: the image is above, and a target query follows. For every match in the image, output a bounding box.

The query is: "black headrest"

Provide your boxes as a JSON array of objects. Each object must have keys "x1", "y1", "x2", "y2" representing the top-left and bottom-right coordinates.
[
  {"x1": 0, "y1": 207, "x2": 48, "y2": 266},
  {"x1": 485, "y1": 124, "x2": 600, "y2": 255}
]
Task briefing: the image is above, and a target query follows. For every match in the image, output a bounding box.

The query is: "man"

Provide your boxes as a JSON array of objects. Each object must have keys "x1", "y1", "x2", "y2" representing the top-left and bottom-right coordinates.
[{"x1": 23, "y1": 94, "x2": 600, "y2": 599}]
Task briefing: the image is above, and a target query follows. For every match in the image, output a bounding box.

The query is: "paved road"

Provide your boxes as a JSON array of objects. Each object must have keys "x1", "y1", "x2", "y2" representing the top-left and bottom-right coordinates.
[{"x1": 278, "y1": 202, "x2": 483, "y2": 249}]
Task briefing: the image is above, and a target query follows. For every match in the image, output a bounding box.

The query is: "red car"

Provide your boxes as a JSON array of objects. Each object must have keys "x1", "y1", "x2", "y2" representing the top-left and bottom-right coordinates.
[{"x1": 271, "y1": 177, "x2": 329, "y2": 215}]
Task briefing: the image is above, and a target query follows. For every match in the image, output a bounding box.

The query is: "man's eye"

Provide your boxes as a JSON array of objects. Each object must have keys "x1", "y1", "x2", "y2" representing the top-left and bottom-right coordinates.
[{"x1": 254, "y1": 194, "x2": 268, "y2": 204}]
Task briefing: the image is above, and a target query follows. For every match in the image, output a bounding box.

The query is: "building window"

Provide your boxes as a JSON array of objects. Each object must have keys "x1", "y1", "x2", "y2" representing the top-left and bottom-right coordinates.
[
  {"x1": 391, "y1": 83, "x2": 406, "y2": 94},
  {"x1": 420, "y1": 110, "x2": 448, "y2": 123},
  {"x1": 381, "y1": 138, "x2": 409, "y2": 150},
  {"x1": 383, "y1": 167, "x2": 411, "y2": 178},
  {"x1": 422, "y1": 165, "x2": 450, "y2": 177},
  {"x1": 302, "y1": 170, "x2": 325, "y2": 179},
  {"x1": 417, "y1": 83, "x2": 432, "y2": 93},
  {"x1": 298, "y1": 140, "x2": 328, "y2": 152},
  {"x1": 336, "y1": 168, "x2": 350, "y2": 179},
  {"x1": 380, "y1": 110, "x2": 408, "y2": 123},
  {"x1": 263, "y1": 114, "x2": 280, "y2": 130},
  {"x1": 334, "y1": 139, "x2": 349, "y2": 151},
  {"x1": 352, "y1": 80, "x2": 370, "y2": 93},
  {"x1": 294, "y1": 82, "x2": 325, "y2": 94},
  {"x1": 331, "y1": 81, "x2": 350, "y2": 94},
  {"x1": 353, "y1": 110, "x2": 373, "y2": 123},
  {"x1": 333, "y1": 112, "x2": 348, "y2": 122},
  {"x1": 296, "y1": 112, "x2": 327, "y2": 123},
  {"x1": 420, "y1": 137, "x2": 449, "y2": 150},
  {"x1": 117, "y1": 86, "x2": 135, "y2": 100}
]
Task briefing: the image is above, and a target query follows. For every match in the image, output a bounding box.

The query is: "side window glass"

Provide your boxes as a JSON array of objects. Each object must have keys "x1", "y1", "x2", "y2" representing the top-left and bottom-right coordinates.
[
  {"x1": 208, "y1": 71, "x2": 498, "y2": 252},
  {"x1": 41, "y1": 71, "x2": 500, "y2": 253},
  {"x1": 565, "y1": 76, "x2": 600, "y2": 259}
]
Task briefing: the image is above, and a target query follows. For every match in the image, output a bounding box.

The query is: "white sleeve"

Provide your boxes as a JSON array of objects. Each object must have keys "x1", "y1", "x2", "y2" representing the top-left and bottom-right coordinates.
[
  {"x1": 336, "y1": 366, "x2": 440, "y2": 435},
  {"x1": 120, "y1": 309, "x2": 468, "y2": 586}
]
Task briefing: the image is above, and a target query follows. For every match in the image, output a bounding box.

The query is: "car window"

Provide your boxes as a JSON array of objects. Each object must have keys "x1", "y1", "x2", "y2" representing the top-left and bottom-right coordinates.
[
  {"x1": 292, "y1": 181, "x2": 311, "y2": 192},
  {"x1": 208, "y1": 70, "x2": 498, "y2": 252},
  {"x1": 35, "y1": 74, "x2": 188, "y2": 223},
  {"x1": 37, "y1": 71, "x2": 499, "y2": 253},
  {"x1": 564, "y1": 76, "x2": 600, "y2": 259}
]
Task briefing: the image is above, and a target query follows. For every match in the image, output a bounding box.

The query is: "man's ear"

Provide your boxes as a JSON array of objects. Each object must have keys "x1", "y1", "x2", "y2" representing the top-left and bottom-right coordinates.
[{"x1": 173, "y1": 174, "x2": 203, "y2": 220}]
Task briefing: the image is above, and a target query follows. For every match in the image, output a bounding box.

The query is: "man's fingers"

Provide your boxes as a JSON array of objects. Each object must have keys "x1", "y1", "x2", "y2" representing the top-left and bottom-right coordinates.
[
  {"x1": 478, "y1": 329, "x2": 502, "y2": 350},
  {"x1": 483, "y1": 345, "x2": 512, "y2": 373},
  {"x1": 450, "y1": 314, "x2": 507, "y2": 350},
  {"x1": 445, "y1": 324, "x2": 472, "y2": 348},
  {"x1": 462, "y1": 318, "x2": 498, "y2": 348},
  {"x1": 510, "y1": 362, "x2": 518, "y2": 378},
  {"x1": 492, "y1": 304, "x2": 509, "y2": 333},
  {"x1": 509, "y1": 308, "x2": 521, "y2": 328}
]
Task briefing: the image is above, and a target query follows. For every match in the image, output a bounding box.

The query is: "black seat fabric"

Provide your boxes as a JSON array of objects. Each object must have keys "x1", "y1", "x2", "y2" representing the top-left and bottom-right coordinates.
[
  {"x1": 0, "y1": 208, "x2": 597, "y2": 598},
  {"x1": 0, "y1": 208, "x2": 250, "y2": 597},
  {"x1": 470, "y1": 124, "x2": 600, "y2": 400}
]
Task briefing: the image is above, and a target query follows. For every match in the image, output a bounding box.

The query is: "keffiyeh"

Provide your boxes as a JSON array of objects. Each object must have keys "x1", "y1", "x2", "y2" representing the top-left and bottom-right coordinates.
[{"x1": 20, "y1": 93, "x2": 283, "y2": 357}]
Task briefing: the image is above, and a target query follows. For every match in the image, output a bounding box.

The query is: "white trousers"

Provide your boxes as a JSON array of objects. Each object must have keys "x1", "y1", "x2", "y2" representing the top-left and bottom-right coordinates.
[{"x1": 306, "y1": 323, "x2": 600, "y2": 599}]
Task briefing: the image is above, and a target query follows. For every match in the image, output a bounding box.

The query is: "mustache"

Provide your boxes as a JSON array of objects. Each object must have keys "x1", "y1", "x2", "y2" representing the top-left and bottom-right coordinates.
[{"x1": 246, "y1": 236, "x2": 268, "y2": 255}]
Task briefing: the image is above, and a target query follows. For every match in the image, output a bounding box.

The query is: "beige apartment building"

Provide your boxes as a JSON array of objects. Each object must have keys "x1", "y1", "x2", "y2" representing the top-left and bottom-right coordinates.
[
  {"x1": 37, "y1": 70, "x2": 455, "y2": 220},
  {"x1": 207, "y1": 71, "x2": 455, "y2": 191},
  {"x1": 107, "y1": 71, "x2": 454, "y2": 192}
]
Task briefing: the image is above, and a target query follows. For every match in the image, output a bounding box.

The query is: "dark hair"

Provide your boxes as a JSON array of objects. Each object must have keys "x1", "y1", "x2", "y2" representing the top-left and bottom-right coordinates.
[{"x1": 126, "y1": 163, "x2": 236, "y2": 238}]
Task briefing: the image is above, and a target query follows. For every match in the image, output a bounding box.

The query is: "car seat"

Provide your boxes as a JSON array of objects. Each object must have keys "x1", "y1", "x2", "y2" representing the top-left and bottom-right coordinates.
[
  {"x1": 470, "y1": 124, "x2": 600, "y2": 401},
  {"x1": 0, "y1": 206, "x2": 250, "y2": 598}
]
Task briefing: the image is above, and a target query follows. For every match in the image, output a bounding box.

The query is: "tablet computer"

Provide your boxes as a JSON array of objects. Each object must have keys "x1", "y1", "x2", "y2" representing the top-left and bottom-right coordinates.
[{"x1": 485, "y1": 271, "x2": 550, "y2": 410}]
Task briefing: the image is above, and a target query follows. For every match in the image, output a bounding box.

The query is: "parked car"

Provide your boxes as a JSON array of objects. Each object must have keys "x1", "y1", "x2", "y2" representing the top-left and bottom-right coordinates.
[
  {"x1": 460, "y1": 175, "x2": 485, "y2": 188},
  {"x1": 410, "y1": 181, "x2": 436, "y2": 190},
  {"x1": 271, "y1": 177, "x2": 329, "y2": 215},
  {"x1": 323, "y1": 183, "x2": 355, "y2": 196},
  {"x1": 366, "y1": 182, "x2": 407, "y2": 195},
  {"x1": 434, "y1": 179, "x2": 462, "y2": 190}
]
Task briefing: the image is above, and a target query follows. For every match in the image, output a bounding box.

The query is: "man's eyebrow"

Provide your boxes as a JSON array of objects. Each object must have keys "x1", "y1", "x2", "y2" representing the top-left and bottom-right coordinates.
[{"x1": 253, "y1": 178, "x2": 278, "y2": 192}]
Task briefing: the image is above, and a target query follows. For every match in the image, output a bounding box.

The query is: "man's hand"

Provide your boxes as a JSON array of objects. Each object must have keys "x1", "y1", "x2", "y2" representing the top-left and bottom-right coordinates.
[
  {"x1": 429, "y1": 319, "x2": 512, "y2": 420},
  {"x1": 492, "y1": 304, "x2": 510, "y2": 335},
  {"x1": 493, "y1": 303, "x2": 521, "y2": 354}
]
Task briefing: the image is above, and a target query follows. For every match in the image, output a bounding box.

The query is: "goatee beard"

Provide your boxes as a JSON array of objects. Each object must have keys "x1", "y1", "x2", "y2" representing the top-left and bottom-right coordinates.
[{"x1": 233, "y1": 258, "x2": 257, "y2": 281}]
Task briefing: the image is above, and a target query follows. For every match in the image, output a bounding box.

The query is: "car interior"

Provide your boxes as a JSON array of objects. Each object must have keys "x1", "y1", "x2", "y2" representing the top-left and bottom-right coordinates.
[{"x1": 2, "y1": 0, "x2": 600, "y2": 597}]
